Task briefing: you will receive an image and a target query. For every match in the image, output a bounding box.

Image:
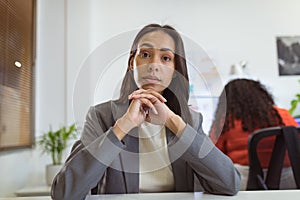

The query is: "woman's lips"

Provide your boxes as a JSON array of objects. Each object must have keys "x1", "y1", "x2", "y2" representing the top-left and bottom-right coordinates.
[{"x1": 142, "y1": 76, "x2": 160, "y2": 83}]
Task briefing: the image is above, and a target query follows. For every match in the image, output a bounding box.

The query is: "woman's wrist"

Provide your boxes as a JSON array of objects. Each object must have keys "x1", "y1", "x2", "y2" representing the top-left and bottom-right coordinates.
[
  {"x1": 165, "y1": 113, "x2": 186, "y2": 135},
  {"x1": 113, "y1": 114, "x2": 136, "y2": 141}
]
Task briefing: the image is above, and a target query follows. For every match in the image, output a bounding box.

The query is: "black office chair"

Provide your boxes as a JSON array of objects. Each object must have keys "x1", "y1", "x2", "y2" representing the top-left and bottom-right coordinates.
[{"x1": 246, "y1": 126, "x2": 300, "y2": 190}]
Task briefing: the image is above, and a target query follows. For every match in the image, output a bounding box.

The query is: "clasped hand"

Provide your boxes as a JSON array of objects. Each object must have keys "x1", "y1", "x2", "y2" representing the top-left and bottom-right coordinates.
[
  {"x1": 114, "y1": 89, "x2": 185, "y2": 139},
  {"x1": 126, "y1": 89, "x2": 172, "y2": 126}
]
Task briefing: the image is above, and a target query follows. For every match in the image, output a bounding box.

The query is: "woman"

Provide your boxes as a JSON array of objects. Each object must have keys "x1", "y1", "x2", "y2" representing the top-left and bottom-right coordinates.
[
  {"x1": 210, "y1": 78, "x2": 298, "y2": 190},
  {"x1": 51, "y1": 24, "x2": 240, "y2": 200}
]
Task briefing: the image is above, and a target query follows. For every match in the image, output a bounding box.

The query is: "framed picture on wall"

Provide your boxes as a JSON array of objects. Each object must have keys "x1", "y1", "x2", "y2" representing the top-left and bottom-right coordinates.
[{"x1": 277, "y1": 36, "x2": 300, "y2": 75}]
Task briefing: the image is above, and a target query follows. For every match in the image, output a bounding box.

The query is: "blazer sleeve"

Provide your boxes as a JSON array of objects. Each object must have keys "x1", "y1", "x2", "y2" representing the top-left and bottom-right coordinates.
[
  {"x1": 51, "y1": 106, "x2": 126, "y2": 200},
  {"x1": 171, "y1": 111, "x2": 241, "y2": 195}
]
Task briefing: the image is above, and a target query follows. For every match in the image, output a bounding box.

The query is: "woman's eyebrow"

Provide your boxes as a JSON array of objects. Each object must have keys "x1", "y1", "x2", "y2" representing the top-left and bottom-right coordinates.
[
  {"x1": 140, "y1": 43, "x2": 153, "y2": 48},
  {"x1": 160, "y1": 48, "x2": 175, "y2": 54},
  {"x1": 140, "y1": 43, "x2": 175, "y2": 54}
]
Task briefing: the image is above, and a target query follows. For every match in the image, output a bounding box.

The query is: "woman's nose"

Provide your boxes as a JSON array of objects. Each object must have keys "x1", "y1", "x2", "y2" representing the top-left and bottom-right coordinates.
[
  {"x1": 148, "y1": 54, "x2": 161, "y2": 72},
  {"x1": 147, "y1": 64, "x2": 159, "y2": 72}
]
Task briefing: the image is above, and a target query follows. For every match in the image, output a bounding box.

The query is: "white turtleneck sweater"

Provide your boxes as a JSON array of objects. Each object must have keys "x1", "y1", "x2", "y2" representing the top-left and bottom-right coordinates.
[{"x1": 138, "y1": 122, "x2": 174, "y2": 192}]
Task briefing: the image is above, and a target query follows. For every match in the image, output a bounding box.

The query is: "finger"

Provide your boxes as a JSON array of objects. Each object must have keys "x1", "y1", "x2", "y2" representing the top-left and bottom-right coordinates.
[
  {"x1": 129, "y1": 89, "x2": 167, "y2": 102},
  {"x1": 127, "y1": 99, "x2": 147, "y2": 121},
  {"x1": 128, "y1": 89, "x2": 147, "y2": 99},
  {"x1": 130, "y1": 93, "x2": 160, "y2": 104},
  {"x1": 145, "y1": 89, "x2": 167, "y2": 102},
  {"x1": 139, "y1": 98, "x2": 158, "y2": 115}
]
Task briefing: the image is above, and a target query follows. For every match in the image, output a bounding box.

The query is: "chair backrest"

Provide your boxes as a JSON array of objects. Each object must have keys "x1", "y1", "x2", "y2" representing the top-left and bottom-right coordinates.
[{"x1": 246, "y1": 126, "x2": 300, "y2": 190}]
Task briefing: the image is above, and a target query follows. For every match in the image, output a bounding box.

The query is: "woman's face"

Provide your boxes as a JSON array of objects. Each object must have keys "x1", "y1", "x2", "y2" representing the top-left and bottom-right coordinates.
[{"x1": 131, "y1": 31, "x2": 176, "y2": 93}]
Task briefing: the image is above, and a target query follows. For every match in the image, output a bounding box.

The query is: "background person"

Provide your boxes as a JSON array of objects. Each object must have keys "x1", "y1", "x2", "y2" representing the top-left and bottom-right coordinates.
[{"x1": 210, "y1": 78, "x2": 298, "y2": 190}]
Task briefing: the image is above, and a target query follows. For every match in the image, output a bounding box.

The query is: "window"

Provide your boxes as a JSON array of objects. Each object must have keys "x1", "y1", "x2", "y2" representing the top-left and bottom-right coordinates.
[{"x1": 0, "y1": 0, "x2": 36, "y2": 150}]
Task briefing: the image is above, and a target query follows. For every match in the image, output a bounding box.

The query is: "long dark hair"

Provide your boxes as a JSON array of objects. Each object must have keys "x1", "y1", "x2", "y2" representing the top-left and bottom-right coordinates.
[
  {"x1": 210, "y1": 79, "x2": 284, "y2": 136},
  {"x1": 118, "y1": 24, "x2": 192, "y2": 125}
]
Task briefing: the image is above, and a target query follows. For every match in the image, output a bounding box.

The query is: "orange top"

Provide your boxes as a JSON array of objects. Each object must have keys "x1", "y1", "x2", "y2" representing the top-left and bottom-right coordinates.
[{"x1": 212, "y1": 107, "x2": 298, "y2": 168}]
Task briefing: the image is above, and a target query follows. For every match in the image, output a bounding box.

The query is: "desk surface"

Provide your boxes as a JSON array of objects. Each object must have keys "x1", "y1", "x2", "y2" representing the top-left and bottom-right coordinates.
[
  {"x1": 0, "y1": 190, "x2": 299, "y2": 200},
  {"x1": 15, "y1": 186, "x2": 51, "y2": 197},
  {"x1": 84, "y1": 190, "x2": 299, "y2": 200}
]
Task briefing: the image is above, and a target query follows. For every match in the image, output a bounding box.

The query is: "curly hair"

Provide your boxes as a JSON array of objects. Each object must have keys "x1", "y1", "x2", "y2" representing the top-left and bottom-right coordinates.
[{"x1": 211, "y1": 79, "x2": 284, "y2": 136}]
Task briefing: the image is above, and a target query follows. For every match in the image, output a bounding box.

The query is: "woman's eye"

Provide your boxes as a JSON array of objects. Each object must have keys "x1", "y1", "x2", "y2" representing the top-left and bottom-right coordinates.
[
  {"x1": 162, "y1": 56, "x2": 171, "y2": 62},
  {"x1": 140, "y1": 51, "x2": 150, "y2": 58}
]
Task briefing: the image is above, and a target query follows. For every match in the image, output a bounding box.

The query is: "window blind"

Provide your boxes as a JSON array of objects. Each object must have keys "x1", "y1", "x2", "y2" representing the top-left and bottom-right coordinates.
[{"x1": 0, "y1": 0, "x2": 35, "y2": 150}]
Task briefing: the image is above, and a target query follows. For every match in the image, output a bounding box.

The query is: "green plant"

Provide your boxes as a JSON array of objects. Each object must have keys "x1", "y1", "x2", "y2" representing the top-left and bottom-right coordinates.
[
  {"x1": 38, "y1": 123, "x2": 77, "y2": 165},
  {"x1": 289, "y1": 94, "x2": 300, "y2": 117},
  {"x1": 289, "y1": 80, "x2": 300, "y2": 118}
]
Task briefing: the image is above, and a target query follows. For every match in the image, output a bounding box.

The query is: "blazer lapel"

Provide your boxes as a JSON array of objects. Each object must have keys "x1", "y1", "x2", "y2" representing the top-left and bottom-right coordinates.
[
  {"x1": 110, "y1": 100, "x2": 139, "y2": 193},
  {"x1": 119, "y1": 128, "x2": 139, "y2": 193},
  {"x1": 166, "y1": 128, "x2": 194, "y2": 191}
]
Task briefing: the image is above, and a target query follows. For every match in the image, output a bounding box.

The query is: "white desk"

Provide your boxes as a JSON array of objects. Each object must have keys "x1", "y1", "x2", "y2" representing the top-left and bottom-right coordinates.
[
  {"x1": 84, "y1": 190, "x2": 300, "y2": 200},
  {"x1": 14, "y1": 186, "x2": 51, "y2": 197},
  {"x1": 0, "y1": 190, "x2": 299, "y2": 200}
]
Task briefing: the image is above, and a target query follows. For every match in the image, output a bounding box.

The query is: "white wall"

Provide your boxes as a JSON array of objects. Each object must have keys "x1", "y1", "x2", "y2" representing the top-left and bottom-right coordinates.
[
  {"x1": 1, "y1": 0, "x2": 300, "y2": 197},
  {"x1": 67, "y1": 0, "x2": 300, "y2": 126}
]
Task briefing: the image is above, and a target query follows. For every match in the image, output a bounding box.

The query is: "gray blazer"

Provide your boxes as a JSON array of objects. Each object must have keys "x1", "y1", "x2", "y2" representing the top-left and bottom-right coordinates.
[{"x1": 51, "y1": 100, "x2": 241, "y2": 200}]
